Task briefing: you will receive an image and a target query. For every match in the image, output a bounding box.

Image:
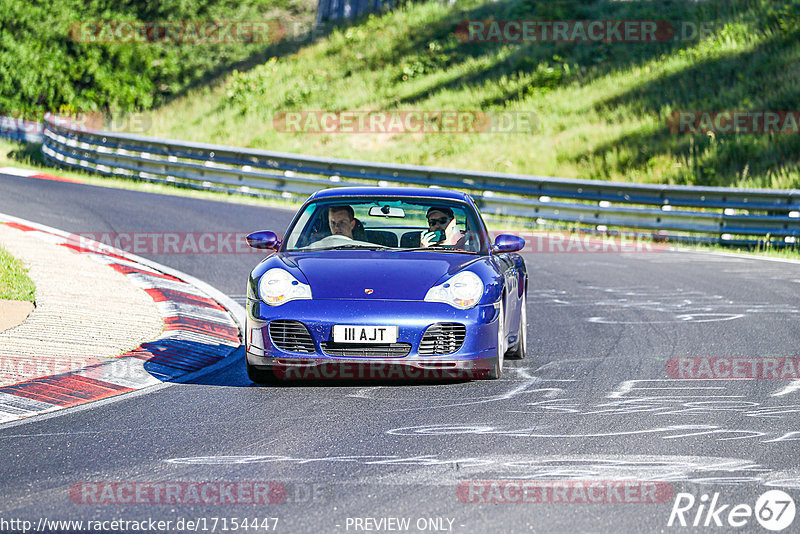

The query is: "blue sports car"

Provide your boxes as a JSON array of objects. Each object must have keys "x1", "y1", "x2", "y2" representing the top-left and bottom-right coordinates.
[{"x1": 244, "y1": 186, "x2": 527, "y2": 381}]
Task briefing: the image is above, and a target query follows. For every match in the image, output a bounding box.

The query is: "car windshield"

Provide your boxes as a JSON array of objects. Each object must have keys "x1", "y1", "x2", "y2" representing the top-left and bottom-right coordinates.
[{"x1": 282, "y1": 197, "x2": 487, "y2": 254}]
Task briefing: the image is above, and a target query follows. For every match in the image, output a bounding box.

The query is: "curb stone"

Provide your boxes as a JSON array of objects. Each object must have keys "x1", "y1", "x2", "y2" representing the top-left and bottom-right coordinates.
[{"x1": 0, "y1": 214, "x2": 242, "y2": 424}]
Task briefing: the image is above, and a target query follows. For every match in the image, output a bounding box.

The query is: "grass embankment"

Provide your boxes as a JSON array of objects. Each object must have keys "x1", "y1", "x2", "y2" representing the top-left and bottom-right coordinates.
[
  {"x1": 136, "y1": 0, "x2": 800, "y2": 189},
  {"x1": 0, "y1": 0, "x2": 315, "y2": 116},
  {"x1": 5, "y1": 0, "x2": 799, "y2": 188},
  {"x1": 0, "y1": 245, "x2": 35, "y2": 301}
]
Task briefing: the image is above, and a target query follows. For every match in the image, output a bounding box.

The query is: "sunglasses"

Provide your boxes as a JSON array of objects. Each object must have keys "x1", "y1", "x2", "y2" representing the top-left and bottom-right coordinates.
[{"x1": 427, "y1": 217, "x2": 451, "y2": 226}]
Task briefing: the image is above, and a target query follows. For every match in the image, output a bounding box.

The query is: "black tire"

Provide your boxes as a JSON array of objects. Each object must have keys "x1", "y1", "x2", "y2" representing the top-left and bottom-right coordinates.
[
  {"x1": 246, "y1": 359, "x2": 276, "y2": 384},
  {"x1": 507, "y1": 291, "x2": 527, "y2": 360},
  {"x1": 487, "y1": 305, "x2": 504, "y2": 379}
]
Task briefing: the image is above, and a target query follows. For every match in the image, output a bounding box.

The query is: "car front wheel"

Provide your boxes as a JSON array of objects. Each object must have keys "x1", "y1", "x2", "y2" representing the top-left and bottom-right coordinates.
[
  {"x1": 487, "y1": 305, "x2": 504, "y2": 379},
  {"x1": 507, "y1": 291, "x2": 527, "y2": 359}
]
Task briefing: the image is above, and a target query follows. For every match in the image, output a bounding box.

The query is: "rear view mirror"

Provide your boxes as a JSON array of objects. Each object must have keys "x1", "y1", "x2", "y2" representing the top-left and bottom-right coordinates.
[
  {"x1": 369, "y1": 205, "x2": 405, "y2": 218},
  {"x1": 246, "y1": 230, "x2": 281, "y2": 250}
]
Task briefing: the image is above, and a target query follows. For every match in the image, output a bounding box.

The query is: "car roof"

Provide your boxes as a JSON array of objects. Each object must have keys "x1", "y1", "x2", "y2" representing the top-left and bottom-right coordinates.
[{"x1": 309, "y1": 186, "x2": 472, "y2": 202}]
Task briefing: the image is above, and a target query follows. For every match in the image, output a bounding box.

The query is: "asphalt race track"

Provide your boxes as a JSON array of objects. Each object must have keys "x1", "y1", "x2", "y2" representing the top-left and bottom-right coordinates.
[{"x1": 2, "y1": 172, "x2": 800, "y2": 533}]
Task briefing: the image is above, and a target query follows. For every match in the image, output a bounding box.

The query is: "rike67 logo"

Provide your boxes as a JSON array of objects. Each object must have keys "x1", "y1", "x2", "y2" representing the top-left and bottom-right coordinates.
[{"x1": 668, "y1": 490, "x2": 796, "y2": 531}]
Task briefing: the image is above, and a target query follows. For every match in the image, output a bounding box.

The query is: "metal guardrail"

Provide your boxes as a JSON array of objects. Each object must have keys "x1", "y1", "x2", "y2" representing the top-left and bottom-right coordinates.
[
  {"x1": 15, "y1": 114, "x2": 800, "y2": 243},
  {"x1": 0, "y1": 117, "x2": 43, "y2": 143}
]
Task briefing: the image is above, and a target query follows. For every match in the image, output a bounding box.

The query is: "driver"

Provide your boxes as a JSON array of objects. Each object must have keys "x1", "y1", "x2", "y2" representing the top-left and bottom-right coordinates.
[{"x1": 328, "y1": 205, "x2": 355, "y2": 239}]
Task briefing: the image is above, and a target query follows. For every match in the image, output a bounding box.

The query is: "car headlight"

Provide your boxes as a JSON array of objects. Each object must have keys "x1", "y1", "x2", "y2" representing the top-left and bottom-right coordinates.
[
  {"x1": 424, "y1": 271, "x2": 484, "y2": 310},
  {"x1": 258, "y1": 268, "x2": 312, "y2": 306}
]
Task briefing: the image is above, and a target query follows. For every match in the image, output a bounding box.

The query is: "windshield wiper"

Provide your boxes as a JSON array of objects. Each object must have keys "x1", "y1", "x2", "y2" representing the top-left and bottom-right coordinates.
[
  {"x1": 314, "y1": 244, "x2": 391, "y2": 251},
  {"x1": 399, "y1": 246, "x2": 476, "y2": 253}
]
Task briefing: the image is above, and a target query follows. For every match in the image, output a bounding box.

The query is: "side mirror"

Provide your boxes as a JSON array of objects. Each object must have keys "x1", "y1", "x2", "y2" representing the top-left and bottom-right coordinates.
[
  {"x1": 493, "y1": 234, "x2": 525, "y2": 253},
  {"x1": 246, "y1": 230, "x2": 281, "y2": 250}
]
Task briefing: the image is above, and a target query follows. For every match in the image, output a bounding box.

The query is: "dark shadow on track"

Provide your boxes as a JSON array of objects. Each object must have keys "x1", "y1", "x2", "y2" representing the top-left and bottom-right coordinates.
[{"x1": 181, "y1": 351, "x2": 476, "y2": 388}]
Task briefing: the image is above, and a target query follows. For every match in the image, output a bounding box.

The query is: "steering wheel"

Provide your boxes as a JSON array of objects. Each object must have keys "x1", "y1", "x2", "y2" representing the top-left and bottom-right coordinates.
[{"x1": 305, "y1": 234, "x2": 354, "y2": 249}]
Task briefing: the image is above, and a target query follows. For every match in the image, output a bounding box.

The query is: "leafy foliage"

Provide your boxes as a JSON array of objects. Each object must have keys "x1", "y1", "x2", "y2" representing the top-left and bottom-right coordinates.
[{"x1": 0, "y1": 0, "x2": 313, "y2": 116}]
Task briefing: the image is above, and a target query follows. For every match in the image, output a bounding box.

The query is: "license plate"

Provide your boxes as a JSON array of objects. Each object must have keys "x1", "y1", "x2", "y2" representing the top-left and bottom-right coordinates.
[{"x1": 333, "y1": 325, "x2": 398, "y2": 344}]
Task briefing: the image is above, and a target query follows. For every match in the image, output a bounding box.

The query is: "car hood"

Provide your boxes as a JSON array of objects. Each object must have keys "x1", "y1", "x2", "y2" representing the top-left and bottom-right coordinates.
[{"x1": 279, "y1": 251, "x2": 481, "y2": 300}]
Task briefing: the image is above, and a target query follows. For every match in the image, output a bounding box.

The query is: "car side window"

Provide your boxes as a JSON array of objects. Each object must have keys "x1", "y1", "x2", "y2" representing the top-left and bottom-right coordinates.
[{"x1": 293, "y1": 207, "x2": 328, "y2": 248}]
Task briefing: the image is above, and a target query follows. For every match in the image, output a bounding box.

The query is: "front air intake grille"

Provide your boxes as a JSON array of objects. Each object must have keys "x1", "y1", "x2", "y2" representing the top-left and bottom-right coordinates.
[
  {"x1": 321, "y1": 343, "x2": 412, "y2": 358},
  {"x1": 419, "y1": 323, "x2": 466, "y2": 355},
  {"x1": 269, "y1": 320, "x2": 316, "y2": 353}
]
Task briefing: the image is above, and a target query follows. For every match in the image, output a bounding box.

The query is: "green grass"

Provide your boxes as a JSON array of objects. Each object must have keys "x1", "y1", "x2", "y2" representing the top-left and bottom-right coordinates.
[
  {"x1": 5, "y1": 0, "x2": 800, "y2": 187},
  {"x1": 132, "y1": 0, "x2": 800, "y2": 189},
  {"x1": 0, "y1": 0, "x2": 316, "y2": 117},
  {"x1": 0, "y1": 244, "x2": 35, "y2": 301}
]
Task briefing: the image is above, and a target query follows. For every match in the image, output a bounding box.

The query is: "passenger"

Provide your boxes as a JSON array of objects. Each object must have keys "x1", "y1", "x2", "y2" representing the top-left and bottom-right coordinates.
[{"x1": 421, "y1": 206, "x2": 467, "y2": 248}]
